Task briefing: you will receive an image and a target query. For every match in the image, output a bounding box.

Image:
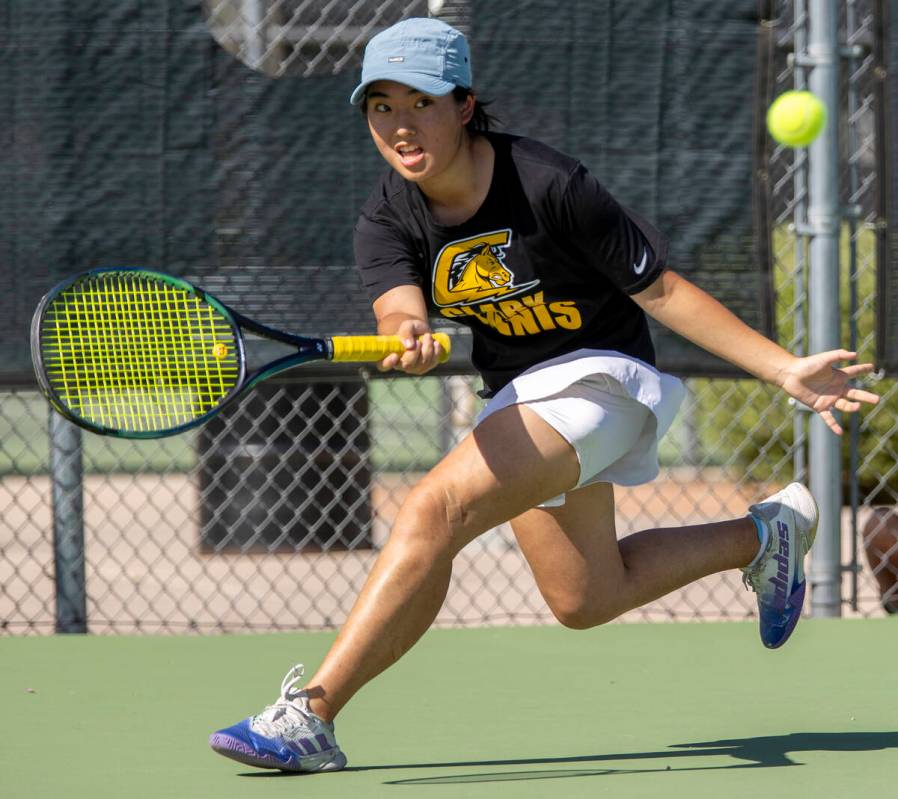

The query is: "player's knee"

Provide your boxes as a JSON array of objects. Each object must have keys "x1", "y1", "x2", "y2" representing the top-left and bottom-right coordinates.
[
  {"x1": 392, "y1": 480, "x2": 467, "y2": 556},
  {"x1": 549, "y1": 595, "x2": 619, "y2": 630}
]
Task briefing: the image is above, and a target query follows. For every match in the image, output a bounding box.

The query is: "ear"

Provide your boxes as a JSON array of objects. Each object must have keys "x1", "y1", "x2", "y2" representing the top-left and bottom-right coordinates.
[
  {"x1": 459, "y1": 92, "x2": 476, "y2": 126},
  {"x1": 479, "y1": 244, "x2": 491, "y2": 255}
]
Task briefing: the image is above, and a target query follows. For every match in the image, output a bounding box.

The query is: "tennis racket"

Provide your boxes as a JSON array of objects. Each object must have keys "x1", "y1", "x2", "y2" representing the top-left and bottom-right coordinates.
[{"x1": 31, "y1": 267, "x2": 450, "y2": 438}]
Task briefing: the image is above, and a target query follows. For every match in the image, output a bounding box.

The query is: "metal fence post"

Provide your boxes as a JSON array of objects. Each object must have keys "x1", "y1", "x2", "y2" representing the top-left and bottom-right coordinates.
[
  {"x1": 806, "y1": 0, "x2": 843, "y2": 617},
  {"x1": 50, "y1": 410, "x2": 87, "y2": 633},
  {"x1": 792, "y1": 0, "x2": 809, "y2": 487}
]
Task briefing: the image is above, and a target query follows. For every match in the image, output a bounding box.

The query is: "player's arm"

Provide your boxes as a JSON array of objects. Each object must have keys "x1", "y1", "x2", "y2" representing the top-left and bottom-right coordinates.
[
  {"x1": 631, "y1": 269, "x2": 878, "y2": 435},
  {"x1": 631, "y1": 269, "x2": 793, "y2": 383},
  {"x1": 372, "y1": 284, "x2": 443, "y2": 374}
]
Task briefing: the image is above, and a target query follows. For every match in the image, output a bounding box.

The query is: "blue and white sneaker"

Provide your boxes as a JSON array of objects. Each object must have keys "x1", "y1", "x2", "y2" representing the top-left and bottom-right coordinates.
[
  {"x1": 209, "y1": 664, "x2": 347, "y2": 772},
  {"x1": 742, "y1": 482, "x2": 819, "y2": 649}
]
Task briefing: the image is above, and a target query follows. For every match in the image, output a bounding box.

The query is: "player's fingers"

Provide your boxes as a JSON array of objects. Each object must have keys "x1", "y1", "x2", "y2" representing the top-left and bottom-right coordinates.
[
  {"x1": 845, "y1": 387, "x2": 880, "y2": 405},
  {"x1": 806, "y1": 349, "x2": 855, "y2": 372},
  {"x1": 399, "y1": 343, "x2": 423, "y2": 371},
  {"x1": 404, "y1": 343, "x2": 443, "y2": 375},
  {"x1": 395, "y1": 320, "x2": 422, "y2": 349},
  {"x1": 378, "y1": 353, "x2": 400, "y2": 373},
  {"x1": 833, "y1": 397, "x2": 862, "y2": 413},
  {"x1": 817, "y1": 349, "x2": 858, "y2": 367},
  {"x1": 417, "y1": 333, "x2": 435, "y2": 365},
  {"x1": 820, "y1": 409, "x2": 844, "y2": 436},
  {"x1": 839, "y1": 362, "x2": 875, "y2": 378}
]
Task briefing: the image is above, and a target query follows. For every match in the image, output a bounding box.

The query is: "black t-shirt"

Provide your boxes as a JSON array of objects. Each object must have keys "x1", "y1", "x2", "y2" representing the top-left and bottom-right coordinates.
[{"x1": 353, "y1": 132, "x2": 668, "y2": 396}]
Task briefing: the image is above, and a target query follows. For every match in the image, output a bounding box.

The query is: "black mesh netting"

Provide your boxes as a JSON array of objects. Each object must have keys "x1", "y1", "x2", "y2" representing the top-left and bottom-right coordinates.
[{"x1": 0, "y1": 0, "x2": 771, "y2": 383}]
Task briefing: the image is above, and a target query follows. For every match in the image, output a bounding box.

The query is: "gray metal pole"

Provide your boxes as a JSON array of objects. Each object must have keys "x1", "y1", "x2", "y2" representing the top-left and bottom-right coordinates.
[
  {"x1": 243, "y1": 0, "x2": 266, "y2": 69},
  {"x1": 806, "y1": 0, "x2": 842, "y2": 617},
  {"x1": 793, "y1": 0, "x2": 809, "y2": 487},
  {"x1": 50, "y1": 410, "x2": 87, "y2": 633},
  {"x1": 845, "y1": 0, "x2": 862, "y2": 611}
]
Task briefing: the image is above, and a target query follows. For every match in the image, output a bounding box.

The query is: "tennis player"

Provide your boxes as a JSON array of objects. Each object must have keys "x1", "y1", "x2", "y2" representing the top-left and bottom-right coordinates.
[{"x1": 209, "y1": 18, "x2": 879, "y2": 773}]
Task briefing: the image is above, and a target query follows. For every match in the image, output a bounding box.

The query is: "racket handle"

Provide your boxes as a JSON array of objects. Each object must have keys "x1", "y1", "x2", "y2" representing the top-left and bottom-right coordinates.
[{"x1": 330, "y1": 333, "x2": 451, "y2": 364}]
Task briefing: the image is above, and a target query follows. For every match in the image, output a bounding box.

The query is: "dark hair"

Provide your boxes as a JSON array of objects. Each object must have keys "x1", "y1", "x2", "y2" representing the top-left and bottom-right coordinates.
[{"x1": 359, "y1": 86, "x2": 500, "y2": 134}]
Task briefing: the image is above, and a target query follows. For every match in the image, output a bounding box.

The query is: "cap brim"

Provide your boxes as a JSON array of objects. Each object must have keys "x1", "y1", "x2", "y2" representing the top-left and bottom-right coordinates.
[{"x1": 349, "y1": 73, "x2": 457, "y2": 105}]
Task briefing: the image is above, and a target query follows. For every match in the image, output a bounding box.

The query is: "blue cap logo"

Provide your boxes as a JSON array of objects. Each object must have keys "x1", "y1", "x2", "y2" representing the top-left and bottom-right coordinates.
[{"x1": 349, "y1": 18, "x2": 471, "y2": 106}]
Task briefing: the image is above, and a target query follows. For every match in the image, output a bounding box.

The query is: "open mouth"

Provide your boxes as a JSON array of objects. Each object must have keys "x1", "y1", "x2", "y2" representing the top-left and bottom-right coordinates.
[{"x1": 396, "y1": 145, "x2": 424, "y2": 168}]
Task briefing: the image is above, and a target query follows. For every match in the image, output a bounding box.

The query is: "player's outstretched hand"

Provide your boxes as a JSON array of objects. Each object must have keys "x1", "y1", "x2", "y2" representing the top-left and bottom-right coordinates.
[
  {"x1": 779, "y1": 349, "x2": 880, "y2": 435},
  {"x1": 378, "y1": 318, "x2": 444, "y2": 375}
]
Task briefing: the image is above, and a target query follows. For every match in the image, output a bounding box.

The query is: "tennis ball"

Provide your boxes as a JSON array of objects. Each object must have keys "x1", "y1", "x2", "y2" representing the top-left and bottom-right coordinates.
[
  {"x1": 766, "y1": 90, "x2": 827, "y2": 148},
  {"x1": 212, "y1": 342, "x2": 228, "y2": 359}
]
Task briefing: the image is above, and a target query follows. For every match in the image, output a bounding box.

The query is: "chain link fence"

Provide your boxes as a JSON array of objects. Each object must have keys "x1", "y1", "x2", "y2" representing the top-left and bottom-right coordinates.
[
  {"x1": 1, "y1": 0, "x2": 894, "y2": 634},
  {"x1": 203, "y1": 0, "x2": 431, "y2": 77}
]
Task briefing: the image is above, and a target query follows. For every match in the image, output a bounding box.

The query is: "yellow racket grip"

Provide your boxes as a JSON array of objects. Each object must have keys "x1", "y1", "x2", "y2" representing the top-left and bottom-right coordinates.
[{"x1": 330, "y1": 333, "x2": 451, "y2": 363}]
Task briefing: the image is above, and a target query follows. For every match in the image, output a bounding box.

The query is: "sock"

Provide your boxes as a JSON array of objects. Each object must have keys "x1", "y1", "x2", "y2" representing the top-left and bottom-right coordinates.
[{"x1": 746, "y1": 514, "x2": 769, "y2": 567}]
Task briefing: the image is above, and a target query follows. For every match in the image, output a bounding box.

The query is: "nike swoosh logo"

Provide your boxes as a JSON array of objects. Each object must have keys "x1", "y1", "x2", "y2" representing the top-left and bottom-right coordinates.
[{"x1": 633, "y1": 249, "x2": 648, "y2": 275}]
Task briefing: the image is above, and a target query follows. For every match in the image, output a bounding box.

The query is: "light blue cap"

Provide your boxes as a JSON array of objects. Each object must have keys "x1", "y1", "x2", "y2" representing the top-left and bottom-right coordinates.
[{"x1": 349, "y1": 18, "x2": 472, "y2": 106}]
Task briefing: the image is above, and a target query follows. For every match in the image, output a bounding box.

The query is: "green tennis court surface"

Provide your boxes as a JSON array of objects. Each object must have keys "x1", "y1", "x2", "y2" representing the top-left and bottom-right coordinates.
[{"x1": 3, "y1": 619, "x2": 895, "y2": 799}]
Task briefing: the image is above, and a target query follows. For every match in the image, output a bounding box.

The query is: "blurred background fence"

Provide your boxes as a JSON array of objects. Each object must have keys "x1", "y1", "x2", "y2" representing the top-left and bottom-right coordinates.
[{"x1": 1, "y1": 0, "x2": 896, "y2": 634}]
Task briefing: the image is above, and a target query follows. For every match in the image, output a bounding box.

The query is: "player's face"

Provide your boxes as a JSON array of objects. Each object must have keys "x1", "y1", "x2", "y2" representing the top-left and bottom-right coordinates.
[{"x1": 365, "y1": 81, "x2": 474, "y2": 185}]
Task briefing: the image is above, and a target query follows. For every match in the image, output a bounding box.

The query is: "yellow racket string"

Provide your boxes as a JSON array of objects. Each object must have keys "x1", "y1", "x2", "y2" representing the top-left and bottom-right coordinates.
[{"x1": 40, "y1": 273, "x2": 240, "y2": 432}]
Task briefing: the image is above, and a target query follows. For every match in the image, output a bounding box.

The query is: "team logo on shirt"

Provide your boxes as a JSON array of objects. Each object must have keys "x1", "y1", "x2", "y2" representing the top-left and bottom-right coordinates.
[
  {"x1": 431, "y1": 229, "x2": 539, "y2": 308},
  {"x1": 432, "y1": 229, "x2": 583, "y2": 336}
]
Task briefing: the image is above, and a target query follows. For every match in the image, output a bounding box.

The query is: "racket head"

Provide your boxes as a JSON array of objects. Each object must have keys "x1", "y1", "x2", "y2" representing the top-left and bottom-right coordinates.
[{"x1": 31, "y1": 267, "x2": 246, "y2": 438}]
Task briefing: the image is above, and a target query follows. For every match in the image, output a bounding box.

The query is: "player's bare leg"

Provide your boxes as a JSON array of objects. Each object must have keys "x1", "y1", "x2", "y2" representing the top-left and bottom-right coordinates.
[
  {"x1": 511, "y1": 482, "x2": 760, "y2": 628},
  {"x1": 512, "y1": 479, "x2": 818, "y2": 648},
  {"x1": 209, "y1": 403, "x2": 811, "y2": 772},
  {"x1": 302, "y1": 404, "x2": 581, "y2": 721},
  {"x1": 209, "y1": 403, "x2": 585, "y2": 771}
]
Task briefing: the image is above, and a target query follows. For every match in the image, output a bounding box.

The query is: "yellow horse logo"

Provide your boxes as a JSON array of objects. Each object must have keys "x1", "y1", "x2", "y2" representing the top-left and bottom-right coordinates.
[
  {"x1": 432, "y1": 229, "x2": 538, "y2": 307},
  {"x1": 449, "y1": 244, "x2": 512, "y2": 294}
]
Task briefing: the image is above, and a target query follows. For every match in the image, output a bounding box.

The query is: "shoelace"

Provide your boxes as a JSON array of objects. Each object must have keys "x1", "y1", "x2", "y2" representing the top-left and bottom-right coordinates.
[{"x1": 251, "y1": 664, "x2": 316, "y2": 738}]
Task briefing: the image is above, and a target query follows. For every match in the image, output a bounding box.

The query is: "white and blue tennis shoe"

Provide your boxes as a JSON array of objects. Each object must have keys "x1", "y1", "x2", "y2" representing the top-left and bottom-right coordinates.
[
  {"x1": 209, "y1": 664, "x2": 347, "y2": 772},
  {"x1": 742, "y1": 482, "x2": 819, "y2": 649}
]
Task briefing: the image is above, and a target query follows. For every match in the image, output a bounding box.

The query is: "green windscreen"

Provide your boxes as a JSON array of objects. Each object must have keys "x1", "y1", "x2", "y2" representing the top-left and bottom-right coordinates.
[{"x1": 1, "y1": 0, "x2": 771, "y2": 384}]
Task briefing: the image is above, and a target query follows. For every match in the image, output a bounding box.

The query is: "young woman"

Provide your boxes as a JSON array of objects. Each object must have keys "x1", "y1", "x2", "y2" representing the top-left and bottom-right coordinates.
[{"x1": 209, "y1": 18, "x2": 879, "y2": 773}]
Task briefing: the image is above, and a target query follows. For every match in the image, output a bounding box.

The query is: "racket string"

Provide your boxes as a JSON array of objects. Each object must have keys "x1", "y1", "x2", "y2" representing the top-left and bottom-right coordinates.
[{"x1": 40, "y1": 272, "x2": 241, "y2": 432}]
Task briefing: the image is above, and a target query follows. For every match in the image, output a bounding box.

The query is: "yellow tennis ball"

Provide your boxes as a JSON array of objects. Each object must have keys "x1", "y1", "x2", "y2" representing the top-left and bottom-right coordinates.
[
  {"x1": 212, "y1": 342, "x2": 228, "y2": 359},
  {"x1": 767, "y1": 90, "x2": 827, "y2": 148}
]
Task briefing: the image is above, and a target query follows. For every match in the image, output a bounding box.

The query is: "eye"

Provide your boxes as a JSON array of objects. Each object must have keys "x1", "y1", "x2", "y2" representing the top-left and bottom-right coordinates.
[
  {"x1": 373, "y1": 102, "x2": 390, "y2": 113},
  {"x1": 415, "y1": 97, "x2": 433, "y2": 109}
]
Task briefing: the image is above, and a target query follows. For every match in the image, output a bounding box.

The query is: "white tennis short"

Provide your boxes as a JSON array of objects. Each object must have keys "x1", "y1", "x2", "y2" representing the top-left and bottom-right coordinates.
[{"x1": 476, "y1": 349, "x2": 686, "y2": 507}]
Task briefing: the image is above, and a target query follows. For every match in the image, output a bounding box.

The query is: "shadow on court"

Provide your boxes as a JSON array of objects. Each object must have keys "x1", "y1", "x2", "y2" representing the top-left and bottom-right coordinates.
[{"x1": 238, "y1": 731, "x2": 898, "y2": 784}]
